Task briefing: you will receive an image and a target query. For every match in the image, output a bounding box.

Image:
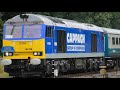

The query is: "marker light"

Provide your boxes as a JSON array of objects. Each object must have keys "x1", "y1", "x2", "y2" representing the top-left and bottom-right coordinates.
[{"x1": 4, "y1": 52, "x2": 13, "y2": 56}]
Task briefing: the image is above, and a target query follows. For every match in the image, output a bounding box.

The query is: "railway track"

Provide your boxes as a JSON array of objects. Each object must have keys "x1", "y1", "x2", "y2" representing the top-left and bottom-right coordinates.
[
  {"x1": 0, "y1": 57, "x2": 119, "y2": 78},
  {"x1": 11, "y1": 68, "x2": 119, "y2": 78},
  {"x1": 56, "y1": 69, "x2": 117, "y2": 78}
]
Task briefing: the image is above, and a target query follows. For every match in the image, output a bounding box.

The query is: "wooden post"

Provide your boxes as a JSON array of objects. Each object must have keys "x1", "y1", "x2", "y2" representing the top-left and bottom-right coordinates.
[{"x1": 99, "y1": 66, "x2": 107, "y2": 78}]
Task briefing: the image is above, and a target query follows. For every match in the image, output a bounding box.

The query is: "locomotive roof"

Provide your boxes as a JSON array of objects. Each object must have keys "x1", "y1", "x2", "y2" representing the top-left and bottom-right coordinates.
[
  {"x1": 5, "y1": 14, "x2": 103, "y2": 32},
  {"x1": 101, "y1": 27, "x2": 120, "y2": 35}
]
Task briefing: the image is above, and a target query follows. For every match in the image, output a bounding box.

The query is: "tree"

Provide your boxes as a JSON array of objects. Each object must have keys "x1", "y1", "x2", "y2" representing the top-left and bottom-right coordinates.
[
  {"x1": 1, "y1": 12, "x2": 120, "y2": 29},
  {"x1": 93, "y1": 12, "x2": 113, "y2": 28},
  {"x1": 110, "y1": 12, "x2": 120, "y2": 29}
]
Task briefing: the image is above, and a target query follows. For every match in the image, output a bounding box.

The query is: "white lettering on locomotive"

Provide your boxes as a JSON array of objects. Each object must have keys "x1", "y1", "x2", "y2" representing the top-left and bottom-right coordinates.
[
  {"x1": 67, "y1": 33, "x2": 85, "y2": 44},
  {"x1": 67, "y1": 45, "x2": 85, "y2": 51},
  {"x1": 67, "y1": 33, "x2": 85, "y2": 51}
]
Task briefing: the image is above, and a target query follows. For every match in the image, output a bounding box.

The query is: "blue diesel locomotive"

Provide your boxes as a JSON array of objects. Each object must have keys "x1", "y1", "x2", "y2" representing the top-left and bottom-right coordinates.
[{"x1": 0, "y1": 14, "x2": 109, "y2": 77}]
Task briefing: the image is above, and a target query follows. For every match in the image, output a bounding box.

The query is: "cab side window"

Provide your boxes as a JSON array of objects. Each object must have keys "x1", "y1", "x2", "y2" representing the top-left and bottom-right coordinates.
[{"x1": 46, "y1": 26, "x2": 53, "y2": 37}]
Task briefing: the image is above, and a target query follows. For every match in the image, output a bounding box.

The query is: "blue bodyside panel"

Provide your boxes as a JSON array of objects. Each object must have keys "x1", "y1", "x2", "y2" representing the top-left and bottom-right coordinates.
[
  {"x1": 45, "y1": 26, "x2": 104, "y2": 55},
  {"x1": 97, "y1": 32, "x2": 104, "y2": 52},
  {"x1": 45, "y1": 38, "x2": 53, "y2": 53}
]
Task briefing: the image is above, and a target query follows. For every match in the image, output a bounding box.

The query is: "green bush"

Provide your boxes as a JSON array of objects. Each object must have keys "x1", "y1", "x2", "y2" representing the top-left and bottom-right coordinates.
[{"x1": 0, "y1": 64, "x2": 4, "y2": 73}]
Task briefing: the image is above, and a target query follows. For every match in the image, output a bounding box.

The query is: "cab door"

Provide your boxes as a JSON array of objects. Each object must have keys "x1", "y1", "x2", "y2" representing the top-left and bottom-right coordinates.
[
  {"x1": 56, "y1": 30, "x2": 66, "y2": 53},
  {"x1": 91, "y1": 33, "x2": 97, "y2": 52},
  {"x1": 53, "y1": 29, "x2": 66, "y2": 53}
]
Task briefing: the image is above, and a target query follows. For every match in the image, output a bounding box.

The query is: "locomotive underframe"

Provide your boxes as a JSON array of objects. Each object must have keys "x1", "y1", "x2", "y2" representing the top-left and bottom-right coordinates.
[{"x1": 4, "y1": 57, "x2": 104, "y2": 77}]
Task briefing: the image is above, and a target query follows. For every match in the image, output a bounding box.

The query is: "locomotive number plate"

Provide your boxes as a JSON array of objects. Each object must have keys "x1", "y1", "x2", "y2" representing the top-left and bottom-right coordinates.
[{"x1": 19, "y1": 42, "x2": 27, "y2": 45}]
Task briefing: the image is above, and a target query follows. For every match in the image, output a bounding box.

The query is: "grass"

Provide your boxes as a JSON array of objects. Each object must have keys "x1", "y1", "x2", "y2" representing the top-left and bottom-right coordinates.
[
  {"x1": 0, "y1": 65, "x2": 9, "y2": 78},
  {"x1": 0, "y1": 72, "x2": 9, "y2": 78},
  {"x1": 0, "y1": 60, "x2": 10, "y2": 78},
  {"x1": 0, "y1": 48, "x2": 9, "y2": 78}
]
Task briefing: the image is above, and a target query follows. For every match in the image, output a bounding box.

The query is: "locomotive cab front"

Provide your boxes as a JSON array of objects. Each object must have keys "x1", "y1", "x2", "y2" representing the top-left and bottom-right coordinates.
[
  {"x1": 1, "y1": 23, "x2": 46, "y2": 65},
  {"x1": 0, "y1": 15, "x2": 48, "y2": 76}
]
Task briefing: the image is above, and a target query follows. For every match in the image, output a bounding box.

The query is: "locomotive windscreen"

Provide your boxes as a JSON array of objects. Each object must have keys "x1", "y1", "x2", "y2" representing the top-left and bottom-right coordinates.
[
  {"x1": 24, "y1": 25, "x2": 42, "y2": 38},
  {"x1": 5, "y1": 25, "x2": 22, "y2": 38},
  {"x1": 5, "y1": 24, "x2": 42, "y2": 39}
]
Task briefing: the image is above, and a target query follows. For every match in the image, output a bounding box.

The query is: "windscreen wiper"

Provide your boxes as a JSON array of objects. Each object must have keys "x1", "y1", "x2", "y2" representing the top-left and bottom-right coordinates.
[{"x1": 10, "y1": 25, "x2": 16, "y2": 35}]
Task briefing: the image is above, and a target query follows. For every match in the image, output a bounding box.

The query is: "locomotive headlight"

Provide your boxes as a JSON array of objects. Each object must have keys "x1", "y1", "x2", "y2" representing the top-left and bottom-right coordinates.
[
  {"x1": 33, "y1": 52, "x2": 42, "y2": 56},
  {"x1": 4, "y1": 52, "x2": 13, "y2": 56},
  {"x1": 5, "y1": 52, "x2": 9, "y2": 56},
  {"x1": 33, "y1": 52, "x2": 38, "y2": 56}
]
